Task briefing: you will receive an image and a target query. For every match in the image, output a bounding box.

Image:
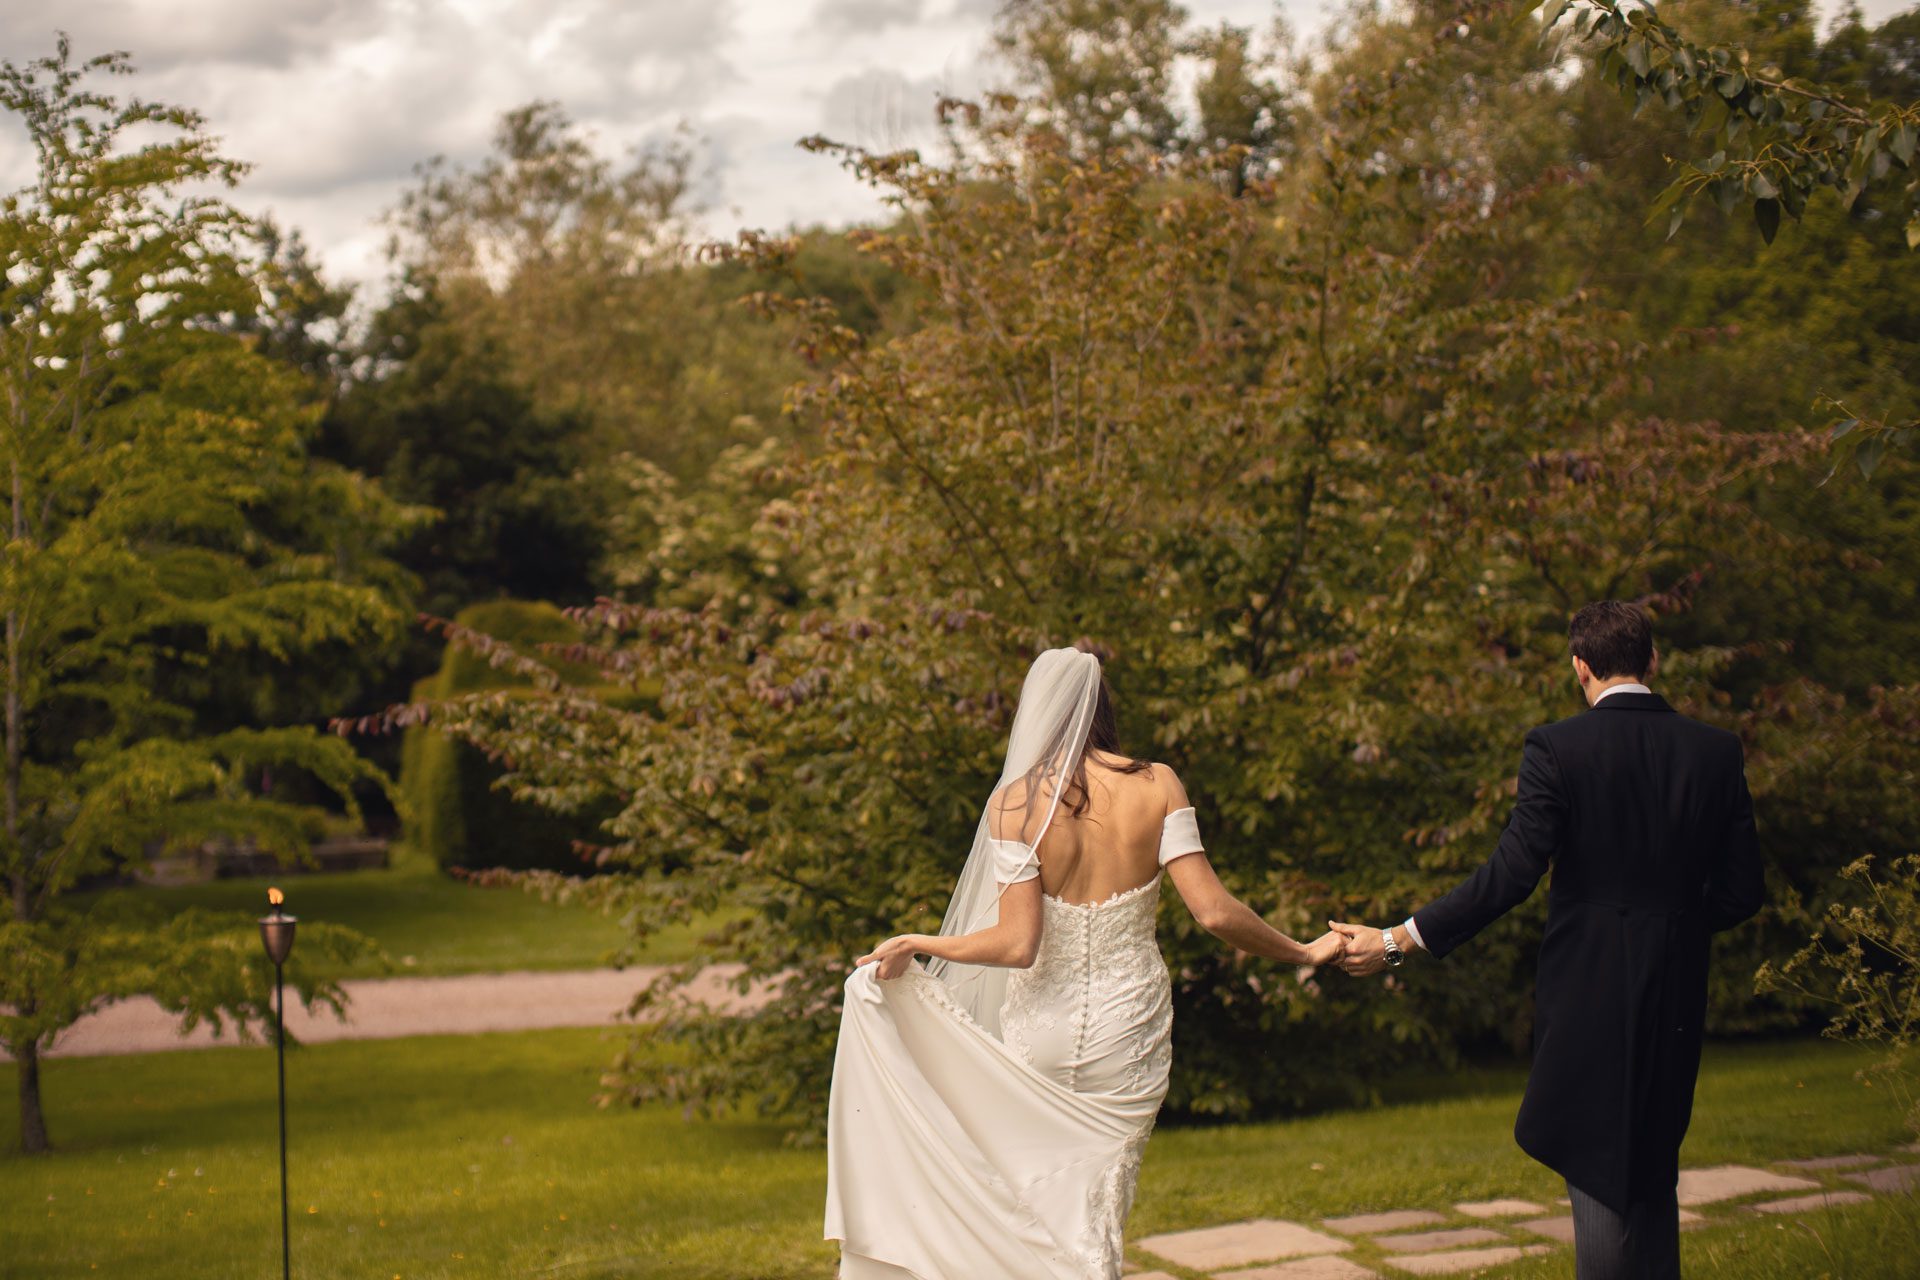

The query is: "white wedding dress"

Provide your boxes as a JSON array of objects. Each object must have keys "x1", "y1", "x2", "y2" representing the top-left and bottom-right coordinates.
[{"x1": 824, "y1": 806, "x2": 1204, "y2": 1279}]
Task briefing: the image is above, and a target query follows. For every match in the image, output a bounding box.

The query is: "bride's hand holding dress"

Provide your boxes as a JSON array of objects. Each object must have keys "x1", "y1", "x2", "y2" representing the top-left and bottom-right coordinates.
[{"x1": 854, "y1": 879, "x2": 1044, "y2": 977}]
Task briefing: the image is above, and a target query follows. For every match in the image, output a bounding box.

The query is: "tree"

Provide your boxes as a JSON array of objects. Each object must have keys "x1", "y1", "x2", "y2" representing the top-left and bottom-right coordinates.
[
  {"x1": 237, "y1": 217, "x2": 357, "y2": 393},
  {"x1": 993, "y1": 0, "x2": 1294, "y2": 184},
  {"x1": 1527, "y1": 0, "x2": 1920, "y2": 462},
  {"x1": 1270, "y1": 0, "x2": 1920, "y2": 1024},
  {"x1": 1758, "y1": 848, "x2": 1920, "y2": 1142},
  {"x1": 1539, "y1": 0, "x2": 1920, "y2": 242},
  {"x1": 994, "y1": 0, "x2": 1191, "y2": 155},
  {"x1": 359, "y1": 0, "x2": 1916, "y2": 1131},
  {"x1": 1365, "y1": 0, "x2": 1920, "y2": 685},
  {"x1": 0, "y1": 39, "x2": 412, "y2": 1153},
  {"x1": 381, "y1": 102, "x2": 806, "y2": 483},
  {"x1": 325, "y1": 294, "x2": 603, "y2": 623},
  {"x1": 1188, "y1": 21, "x2": 1294, "y2": 195}
]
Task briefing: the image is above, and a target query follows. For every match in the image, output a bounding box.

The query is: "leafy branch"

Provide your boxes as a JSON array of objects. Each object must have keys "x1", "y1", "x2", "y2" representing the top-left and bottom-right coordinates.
[
  {"x1": 1539, "y1": 0, "x2": 1920, "y2": 246},
  {"x1": 1819, "y1": 397, "x2": 1914, "y2": 483}
]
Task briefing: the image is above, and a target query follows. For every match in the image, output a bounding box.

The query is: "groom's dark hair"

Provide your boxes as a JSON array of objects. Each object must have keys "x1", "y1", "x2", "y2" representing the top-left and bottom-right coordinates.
[{"x1": 1568, "y1": 601, "x2": 1654, "y2": 680}]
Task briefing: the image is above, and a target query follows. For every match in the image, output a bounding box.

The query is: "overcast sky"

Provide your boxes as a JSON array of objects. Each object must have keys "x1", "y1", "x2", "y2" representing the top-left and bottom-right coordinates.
[{"x1": 5, "y1": 0, "x2": 1907, "y2": 295}]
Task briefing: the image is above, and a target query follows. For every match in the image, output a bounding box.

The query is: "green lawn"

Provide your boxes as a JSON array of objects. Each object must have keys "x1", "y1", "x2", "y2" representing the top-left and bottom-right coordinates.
[
  {"x1": 2, "y1": 1033, "x2": 1913, "y2": 1279},
  {"x1": 78, "y1": 863, "x2": 728, "y2": 978}
]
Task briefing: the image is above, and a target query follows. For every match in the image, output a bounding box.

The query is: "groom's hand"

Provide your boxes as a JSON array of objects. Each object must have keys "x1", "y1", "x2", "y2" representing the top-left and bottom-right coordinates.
[{"x1": 1328, "y1": 921, "x2": 1388, "y2": 976}]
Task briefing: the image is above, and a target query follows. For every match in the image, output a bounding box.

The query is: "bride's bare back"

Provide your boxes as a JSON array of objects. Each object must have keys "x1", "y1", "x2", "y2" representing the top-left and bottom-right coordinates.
[{"x1": 1001, "y1": 750, "x2": 1180, "y2": 906}]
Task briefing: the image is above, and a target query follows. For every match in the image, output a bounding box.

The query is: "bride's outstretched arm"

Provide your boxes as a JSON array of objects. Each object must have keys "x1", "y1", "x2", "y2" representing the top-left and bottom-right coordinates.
[
  {"x1": 854, "y1": 879, "x2": 1045, "y2": 977},
  {"x1": 1165, "y1": 853, "x2": 1345, "y2": 967}
]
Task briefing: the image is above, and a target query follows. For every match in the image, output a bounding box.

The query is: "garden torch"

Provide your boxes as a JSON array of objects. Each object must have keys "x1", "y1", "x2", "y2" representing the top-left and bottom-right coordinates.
[{"x1": 258, "y1": 887, "x2": 297, "y2": 1280}]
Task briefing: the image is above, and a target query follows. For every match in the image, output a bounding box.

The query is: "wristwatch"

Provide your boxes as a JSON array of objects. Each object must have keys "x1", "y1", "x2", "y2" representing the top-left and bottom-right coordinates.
[{"x1": 1381, "y1": 927, "x2": 1405, "y2": 968}]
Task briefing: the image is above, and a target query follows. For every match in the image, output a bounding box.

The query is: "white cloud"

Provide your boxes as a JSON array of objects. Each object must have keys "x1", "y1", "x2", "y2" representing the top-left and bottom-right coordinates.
[
  {"x1": 817, "y1": 0, "x2": 928, "y2": 34},
  {"x1": 0, "y1": 0, "x2": 386, "y2": 72}
]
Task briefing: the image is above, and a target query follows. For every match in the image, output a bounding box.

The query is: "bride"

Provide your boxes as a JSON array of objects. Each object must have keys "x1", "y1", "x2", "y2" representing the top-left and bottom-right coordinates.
[{"x1": 825, "y1": 647, "x2": 1346, "y2": 1279}]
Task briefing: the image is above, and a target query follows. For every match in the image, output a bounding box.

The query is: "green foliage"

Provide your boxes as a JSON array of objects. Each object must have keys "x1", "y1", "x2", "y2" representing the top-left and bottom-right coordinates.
[
  {"x1": 1378, "y1": 0, "x2": 1920, "y2": 691},
  {"x1": 1540, "y1": 0, "x2": 1920, "y2": 247},
  {"x1": 0, "y1": 38, "x2": 414, "y2": 1151},
  {"x1": 0, "y1": 899, "x2": 373, "y2": 1057},
  {"x1": 325, "y1": 295, "x2": 604, "y2": 621},
  {"x1": 1615, "y1": 88, "x2": 1920, "y2": 485},
  {"x1": 1188, "y1": 20, "x2": 1295, "y2": 193},
  {"x1": 389, "y1": 0, "x2": 1920, "y2": 1137},
  {"x1": 995, "y1": 0, "x2": 1193, "y2": 154},
  {"x1": 993, "y1": 0, "x2": 1295, "y2": 189},
  {"x1": 398, "y1": 675, "x2": 466, "y2": 868},
  {"x1": 396, "y1": 601, "x2": 618, "y2": 872},
  {"x1": 299, "y1": 0, "x2": 1912, "y2": 1149},
  {"x1": 378, "y1": 101, "x2": 811, "y2": 485},
  {"x1": 599, "y1": 438, "x2": 806, "y2": 610},
  {"x1": 1759, "y1": 853, "x2": 1920, "y2": 1141},
  {"x1": 1538, "y1": 0, "x2": 1920, "y2": 464},
  {"x1": 1821, "y1": 397, "x2": 1917, "y2": 481}
]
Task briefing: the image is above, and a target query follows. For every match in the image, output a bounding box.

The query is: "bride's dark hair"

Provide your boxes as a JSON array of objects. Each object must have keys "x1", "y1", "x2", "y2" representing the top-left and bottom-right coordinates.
[
  {"x1": 1065, "y1": 676, "x2": 1151, "y2": 817},
  {"x1": 997, "y1": 660, "x2": 1151, "y2": 833}
]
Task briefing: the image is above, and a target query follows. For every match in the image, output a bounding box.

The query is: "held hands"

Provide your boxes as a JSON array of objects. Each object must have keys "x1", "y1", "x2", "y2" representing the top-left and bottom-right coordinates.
[
  {"x1": 1326, "y1": 921, "x2": 1394, "y2": 977},
  {"x1": 1303, "y1": 930, "x2": 1348, "y2": 968},
  {"x1": 854, "y1": 934, "x2": 924, "y2": 980}
]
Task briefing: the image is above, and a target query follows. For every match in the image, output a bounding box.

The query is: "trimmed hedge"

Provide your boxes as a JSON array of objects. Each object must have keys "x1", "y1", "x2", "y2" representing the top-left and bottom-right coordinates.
[{"x1": 399, "y1": 600, "x2": 612, "y2": 872}]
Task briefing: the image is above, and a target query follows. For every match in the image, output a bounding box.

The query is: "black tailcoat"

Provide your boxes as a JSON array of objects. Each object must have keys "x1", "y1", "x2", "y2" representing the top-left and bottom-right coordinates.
[{"x1": 1410, "y1": 692, "x2": 1764, "y2": 1212}]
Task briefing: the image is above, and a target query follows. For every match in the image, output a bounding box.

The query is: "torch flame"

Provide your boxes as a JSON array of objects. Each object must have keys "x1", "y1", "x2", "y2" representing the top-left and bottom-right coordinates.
[{"x1": 268, "y1": 887, "x2": 284, "y2": 907}]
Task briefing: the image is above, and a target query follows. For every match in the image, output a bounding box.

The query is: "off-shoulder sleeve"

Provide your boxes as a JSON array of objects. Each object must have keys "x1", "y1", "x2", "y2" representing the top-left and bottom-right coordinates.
[
  {"x1": 1158, "y1": 807, "x2": 1204, "y2": 867},
  {"x1": 988, "y1": 837, "x2": 1039, "y2": 884}
]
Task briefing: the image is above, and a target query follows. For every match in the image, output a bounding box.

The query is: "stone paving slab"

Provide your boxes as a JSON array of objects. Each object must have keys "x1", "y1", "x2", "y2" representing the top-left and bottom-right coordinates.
[
  {"x1": 1752, "y1": 1190, "x2": 1873, "y2": 1214},
  {"x1": 1455, "y1": 1199, "x2": 1546, "y2": 1219},
  {"x1": 1677, "y1": 1164, "x2": 1820, "y2": 1206},
  {"x1": 1322, "y1": 1210, "x2": 1447, "y2": 1235},
  {"x1": 1374, "y1": 1228, "x2": 1507, "y2": 1254},
  {"x1": 1383, "y1": 1246, "x2": 1552, "y2": 1275},
  {"x1": 1846, "y1": 1164, "x2": 1920, "y2": 1193},
  {"x1": 1135, "y1": 1220, "x2": 1350, "y2": 1270},
  {"x1": 1219, "y1": 1258, "x2": 1379, "y2": 1280},
  {"x1": 1778, "y1": 1153, "x2": 1885, "y2": 1170},
  {"x1": 1515, "y1": 1216, "x2": 1575, "y2": 1243}
]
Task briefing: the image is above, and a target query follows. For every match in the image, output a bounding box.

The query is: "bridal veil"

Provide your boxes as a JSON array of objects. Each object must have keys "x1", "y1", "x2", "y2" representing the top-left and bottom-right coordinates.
[{"x1": 923, "y1": 646, "x2": 1101, "y2": 1039}]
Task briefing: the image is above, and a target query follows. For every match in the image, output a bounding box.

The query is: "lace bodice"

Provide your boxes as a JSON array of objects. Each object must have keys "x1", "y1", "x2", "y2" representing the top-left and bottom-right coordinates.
[{"x1": 1001, "y1": 873, "x2": 1172, "y2": 1096}]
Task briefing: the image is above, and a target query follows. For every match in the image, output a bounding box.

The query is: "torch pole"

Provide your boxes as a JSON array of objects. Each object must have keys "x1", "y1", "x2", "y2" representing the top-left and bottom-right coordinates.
[
  {"x1": 261, "y1": 888, "x2": 296, "y2": 1280},
  {"x1": 275, "y1": 957, "x2": 290, "y2": 1280}
]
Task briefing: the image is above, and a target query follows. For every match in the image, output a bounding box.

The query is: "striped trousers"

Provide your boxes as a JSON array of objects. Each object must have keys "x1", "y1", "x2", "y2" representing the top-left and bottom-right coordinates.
[{"x1": 1566, "y1": 1180, "x2": 1681, "y2": 1280}]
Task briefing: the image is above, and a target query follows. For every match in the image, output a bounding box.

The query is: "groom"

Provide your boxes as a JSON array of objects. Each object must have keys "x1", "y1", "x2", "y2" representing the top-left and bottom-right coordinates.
[{"x1": 1332, "y1": 601, "x2": 1763, "y2": 1280}]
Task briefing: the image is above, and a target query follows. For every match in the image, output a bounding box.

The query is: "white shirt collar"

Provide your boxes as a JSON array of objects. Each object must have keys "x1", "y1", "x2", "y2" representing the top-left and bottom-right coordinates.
[{"x1": 1593, "y1": 682, "x2": 1652, "y2": 704}]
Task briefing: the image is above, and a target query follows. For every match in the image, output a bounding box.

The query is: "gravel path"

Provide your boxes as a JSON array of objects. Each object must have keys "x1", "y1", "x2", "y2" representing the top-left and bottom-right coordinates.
[{"x1": 16, "y1": 965, "x2": 770, "y2": 1060}]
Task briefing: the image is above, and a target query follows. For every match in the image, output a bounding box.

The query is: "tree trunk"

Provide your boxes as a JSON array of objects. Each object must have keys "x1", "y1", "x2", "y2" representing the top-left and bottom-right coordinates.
[{"x1": 14, "y1": 1035, "x2": 49, "y2": 1154}]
